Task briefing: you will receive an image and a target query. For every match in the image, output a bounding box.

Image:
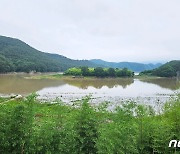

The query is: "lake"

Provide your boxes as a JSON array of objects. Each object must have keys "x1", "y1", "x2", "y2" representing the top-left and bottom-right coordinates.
[{"x1": 0, "y1": 74, "x2": 179, "y2": 109}]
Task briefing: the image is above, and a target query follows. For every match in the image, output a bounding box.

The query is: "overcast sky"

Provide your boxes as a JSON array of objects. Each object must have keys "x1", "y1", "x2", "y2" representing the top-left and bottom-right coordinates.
[{"x1": 0, "y1": 0, "x2": 180, "y2": 63}]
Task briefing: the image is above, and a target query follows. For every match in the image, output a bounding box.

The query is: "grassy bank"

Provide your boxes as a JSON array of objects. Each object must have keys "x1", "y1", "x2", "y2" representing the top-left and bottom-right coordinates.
[{"x1": 0, "y1": 94, "x2": 179, "y2": 153}]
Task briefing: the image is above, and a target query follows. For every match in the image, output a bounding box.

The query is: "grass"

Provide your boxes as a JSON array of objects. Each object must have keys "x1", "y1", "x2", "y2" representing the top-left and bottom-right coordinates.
[
  {"x1": 0, "y1": 94, "x2": 179, "y2": 153},
  {"x1": 0, "y1": 97, "x2": 9, "y2": 103}
]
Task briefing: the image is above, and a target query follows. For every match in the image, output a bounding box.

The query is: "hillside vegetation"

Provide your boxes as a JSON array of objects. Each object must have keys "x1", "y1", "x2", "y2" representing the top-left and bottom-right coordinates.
[
  {"x1": 0, "y1": 36, "x2": 98, "y2": 73},
  {"x1": 0, "y1": 94, "x2": 179, "y2": 153},
  {"x1": 0, "y1": 35, "x2": 164, "y2": 73},
  {"x1": 140, "y1": 60, "x2": 180, "y2": 77},
  {"x1": 91, "y1": 59, "x2": 162, "y2": 72}
]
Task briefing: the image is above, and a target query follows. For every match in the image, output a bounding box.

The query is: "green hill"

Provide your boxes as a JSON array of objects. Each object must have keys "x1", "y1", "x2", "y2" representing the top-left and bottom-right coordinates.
[
  {"x1": 90, "y1": 59, "x2": 162, "y2": 72},
  {"x1": 0, "y1": 35, "x2": 165, "y2": 73},
  {"x1": 140, "y1": 60, "x2": 180, "y2": 77},
  {"x1": 0, "y1": 35, "x2": 98, "y2": 73}
]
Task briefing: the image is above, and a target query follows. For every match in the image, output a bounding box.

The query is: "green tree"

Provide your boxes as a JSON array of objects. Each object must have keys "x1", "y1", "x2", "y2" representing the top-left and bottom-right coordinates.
[
  {"x1": 107, "y1": 68, "x2": 116, "y2": 77},
  {"x1": 94, "y1": 67, "x2": 105, "y2": 77},
  {"x1": 75, "y1": 98, "x2": 98, "y2": 154},
  {"x1": 64, "y1": 67, "x2": 82, "y2": 76},
  {"x1": 81, "y1": 66, "x2": 89, "y2": 76}
]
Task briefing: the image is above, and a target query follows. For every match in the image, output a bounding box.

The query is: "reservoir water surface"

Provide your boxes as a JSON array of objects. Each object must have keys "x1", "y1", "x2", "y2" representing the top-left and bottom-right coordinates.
[{"x1": 0, "y1": 74, "x2": 179, "y2": 108}]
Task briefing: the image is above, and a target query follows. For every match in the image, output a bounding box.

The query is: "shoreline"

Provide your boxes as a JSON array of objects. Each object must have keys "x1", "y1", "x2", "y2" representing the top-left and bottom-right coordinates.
[
  {"x1": 27, "y1": 74, "x2": 168, "y2": 81},
  {"x1": 1, "y1": 93, "x2": 179, "y2": 114},
  {"x1": 0, "y1": 72, "x2": 177, "y2": 80},
  {"x1": 22, "y1": 72, "x2": 166, "y2": 80}
]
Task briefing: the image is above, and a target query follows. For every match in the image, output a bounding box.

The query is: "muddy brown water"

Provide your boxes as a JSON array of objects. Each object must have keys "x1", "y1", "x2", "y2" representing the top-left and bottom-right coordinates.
[{"x1": 0, "y1": 74, "x2": 179, "y2": 109}]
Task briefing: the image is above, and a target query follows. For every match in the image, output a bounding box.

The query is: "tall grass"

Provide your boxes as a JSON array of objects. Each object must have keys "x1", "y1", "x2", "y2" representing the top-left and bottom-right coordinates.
[{"x1": 0, "y1": 94, "x2": 179, "y2": 153}]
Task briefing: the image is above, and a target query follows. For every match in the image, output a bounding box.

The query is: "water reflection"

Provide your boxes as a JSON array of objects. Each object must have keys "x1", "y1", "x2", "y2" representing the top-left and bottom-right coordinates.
[
  {"x1": 62, "y1": 78, "x2": 134, "y2": 89},
  {"x1": 0, "y1": 74, "x2": 179, "y2": 99},
  {"x1": 140, "y1": 78, "x2": 180, "y2": 90},
  {"x1": 0, "y1": 74, "x2": 65, "y2": 95}
]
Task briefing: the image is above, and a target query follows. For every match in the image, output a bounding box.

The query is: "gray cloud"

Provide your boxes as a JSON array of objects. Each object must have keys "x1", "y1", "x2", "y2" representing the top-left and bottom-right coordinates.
[{"x1": 0, "y1": 0, "x2": 180, "y2": 62}]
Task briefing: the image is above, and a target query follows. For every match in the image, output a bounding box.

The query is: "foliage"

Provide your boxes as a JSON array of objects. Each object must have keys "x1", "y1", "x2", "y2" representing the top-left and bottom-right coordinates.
[
  {"x1": 152, "y1": 64, "x2": 176, "y2": 77},
  {"x1": 81, "y1": 66, "x2": 90, "y2": 76},
  {"x1": 0, "y1": 55, "x2": 14, "y2": 73},
  {"x1": 94, "y1": 67, "x2": 106, "y2": 77},
  {"x1": 0, "y1": 94, "x2": 179, "y2": 153},
  {"x1": 64, "y1": 67, "x2": 82, "y2": 76},
  {"x1": 116, "y1": 68, "x2": 133, "y2": 77},
  {"x1": 140, "y1": 60, "x2": 180, "y2": 77},
  {"x1": 107, "y1": 67, "x2": 116, "y2": 77},
  {"x1": 64, "y1": 67, "x2": 134, "y2": 77},
  {"x1": 75, "y1": 98, "x2": 98, "y2": 153}
]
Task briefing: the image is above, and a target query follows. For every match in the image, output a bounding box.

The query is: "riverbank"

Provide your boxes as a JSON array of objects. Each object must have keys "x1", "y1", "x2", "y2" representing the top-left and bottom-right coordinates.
[
  {"x1": 1, "y1": 72, "x2": 174, "y2": 81},
  {"x1": 25, "y1": 72, "x2": 174, "y2": 80},
  {"x1": 25, "y1": 73, "x2": 135, "y2": 80},
  {"x1": 26, "y1": 73, "x2": 160, "y2": 80},
  {"x1": 0, "y1": 94, "x2": 179, "y2": 153}
]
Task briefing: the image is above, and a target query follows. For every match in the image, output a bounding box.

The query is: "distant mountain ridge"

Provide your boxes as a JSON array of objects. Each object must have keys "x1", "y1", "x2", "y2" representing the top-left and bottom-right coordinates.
[
  {"x1": 90, "y1": 59, "x2": 162, "y2": 72},
  {"x1": 0, "y1": 35, "x2": 162, "y2": 73}
]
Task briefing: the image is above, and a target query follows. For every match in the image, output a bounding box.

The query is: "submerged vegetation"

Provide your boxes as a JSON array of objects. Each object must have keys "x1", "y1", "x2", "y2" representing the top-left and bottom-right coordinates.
[
  {"x1": 64, "y1": 67, "x2": 134, "y2": 77},
  {"x1": 0, "y1": 94, "x2": 179, "y2": 153}
]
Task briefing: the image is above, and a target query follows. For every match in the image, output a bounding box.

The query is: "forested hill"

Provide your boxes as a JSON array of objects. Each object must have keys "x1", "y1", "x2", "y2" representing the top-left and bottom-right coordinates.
[
  {"x1": 140, "y1": 60, "x2": 180, "y2": 77},
  {"x1": 0, "y1": 35, "x2": 163, "y2": 73},
  {"x1": 0, "y1": 35, "x2": 98, "y2": 73},
  {"x1": 90, "y1": 59, "x2": 162, "y2": 72}
]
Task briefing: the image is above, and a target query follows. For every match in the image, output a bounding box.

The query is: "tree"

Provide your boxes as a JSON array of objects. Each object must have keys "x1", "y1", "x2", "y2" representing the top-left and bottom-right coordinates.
[
  {"x1": 81, "y1": 67, "x2": 89, "y2": 76},
  {"x1": 64, "y1": 67, "x2": 82, "y2": 76},
  {"x1": 107, "y1": 68, "x2": 116, "y2": 77},
  {"x1": 94, "y1": 67, "x2": 105, "y2": 77}
]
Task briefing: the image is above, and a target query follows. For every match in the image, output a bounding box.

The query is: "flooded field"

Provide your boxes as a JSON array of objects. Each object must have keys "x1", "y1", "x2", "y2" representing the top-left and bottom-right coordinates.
[{"x1": 0, "y1": 74, "x2": 179, "y2": 108}]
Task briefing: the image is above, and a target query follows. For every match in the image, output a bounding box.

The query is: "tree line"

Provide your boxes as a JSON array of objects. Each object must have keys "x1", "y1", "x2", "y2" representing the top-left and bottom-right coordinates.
[{"x1": 64, "y1": 67, "x2": 134, "y2": 77}]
